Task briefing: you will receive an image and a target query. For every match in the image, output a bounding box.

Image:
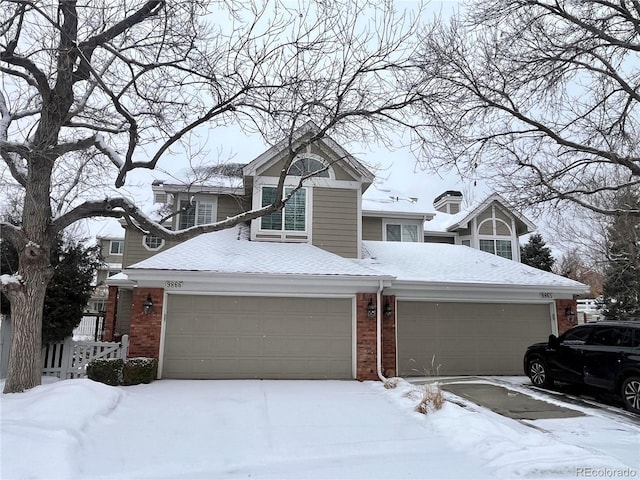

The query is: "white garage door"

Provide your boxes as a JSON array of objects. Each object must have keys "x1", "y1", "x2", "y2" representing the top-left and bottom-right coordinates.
[
  {"x1": 397, "y1": 301, "x2": 552, "y2": 376},
  {"x1": 162, "y1": 295, "x2": 353, "y2": 379}
]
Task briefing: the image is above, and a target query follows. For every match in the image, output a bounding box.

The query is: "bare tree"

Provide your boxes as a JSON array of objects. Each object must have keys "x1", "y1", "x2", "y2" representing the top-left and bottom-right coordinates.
[
  {"x1": 555, "y1": 249, "x2": 605, "y2": 298},
  {"x1": 414, "y1": 0, "x2": 640, "y2": 218},
  {"x1": 0, "y1": 0, "x2": 428, "y2": 393}
]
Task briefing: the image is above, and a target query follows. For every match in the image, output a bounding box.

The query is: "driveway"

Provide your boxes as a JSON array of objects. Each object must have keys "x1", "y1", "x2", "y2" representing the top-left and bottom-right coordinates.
[
  {"x1": 2, "y1": 378, "x2": 637, "y2": 479},
  {"x1": 73, "y1": 380, "x2": 496, "y2": 479},
  {"x1": 414, "y1": 376, "x2": 639, "y2": 424}
]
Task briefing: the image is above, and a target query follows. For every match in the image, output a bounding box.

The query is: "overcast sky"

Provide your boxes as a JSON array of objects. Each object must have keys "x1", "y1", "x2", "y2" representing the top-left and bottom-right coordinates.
[{"x1": 86, "y1": 1, "x2": 490, "y2": 239}]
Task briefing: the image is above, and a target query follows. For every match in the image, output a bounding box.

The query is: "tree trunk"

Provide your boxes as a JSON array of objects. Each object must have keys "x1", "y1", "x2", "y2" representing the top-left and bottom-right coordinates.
[
  {"x1": 3, "y1": 155, "x2": 55, "y2": 393},
  {"x1": 3, "y1": 254, "x2": 52, "y2": 393}
]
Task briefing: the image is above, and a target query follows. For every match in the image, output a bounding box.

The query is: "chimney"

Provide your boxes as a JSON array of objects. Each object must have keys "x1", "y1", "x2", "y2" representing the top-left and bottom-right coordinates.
[{"x1": 433, "y1": 190, "x2": 463, "y2": 214}]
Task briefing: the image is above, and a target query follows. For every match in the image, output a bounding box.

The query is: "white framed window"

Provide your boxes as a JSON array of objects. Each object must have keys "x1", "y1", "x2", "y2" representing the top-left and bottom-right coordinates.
[
  {"x1": 179, "y1": 200, "x2": 214, "y2": 230},
  {"x1": 109, "y1": 240, "x2": 124, "y2": 255},
  {"x1": 260, "y1": 186, "x2": 307, "y2": 232},
  {"x1": 461, "y1": 239, "x2": 471, "y2": 247},
  {"x1": 479, "y1": 239, "x2": 513, "y2": 259},
  {"x1": 143, "y1": 235, "x2": 165, "y2": 251},
  {"x1": 384, "y1": 222, "x2": 420, "y2": 242},
  {"x1": 91, "y1": 300, "x2": 107, "y2": 312}
]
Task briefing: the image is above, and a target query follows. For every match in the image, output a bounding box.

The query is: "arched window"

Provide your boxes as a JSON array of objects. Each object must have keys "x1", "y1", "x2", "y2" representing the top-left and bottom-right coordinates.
[
  {"x1": 477, "y1": 216, "x2": 514, "y2": 260},
  {"x1": 287, "y1": 157, "x2": 330, "y2": 177}
]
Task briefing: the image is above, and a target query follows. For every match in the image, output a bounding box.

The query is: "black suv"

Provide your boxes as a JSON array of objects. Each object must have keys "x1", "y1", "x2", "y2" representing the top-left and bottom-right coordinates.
[{"x1": 523, "y1": 321, "x2": 640, "y2": 413}]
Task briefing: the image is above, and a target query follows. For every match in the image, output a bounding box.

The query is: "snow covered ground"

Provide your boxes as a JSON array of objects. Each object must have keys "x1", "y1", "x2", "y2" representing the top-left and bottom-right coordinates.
[{"x1": 1, "y1": 377, "x2": 638, "y2": 479}]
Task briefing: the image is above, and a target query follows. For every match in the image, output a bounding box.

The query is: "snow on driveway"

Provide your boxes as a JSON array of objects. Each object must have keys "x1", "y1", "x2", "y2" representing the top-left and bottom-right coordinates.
[{"x1": 1, "y1": 378, "x2": 638, "y2": 479}]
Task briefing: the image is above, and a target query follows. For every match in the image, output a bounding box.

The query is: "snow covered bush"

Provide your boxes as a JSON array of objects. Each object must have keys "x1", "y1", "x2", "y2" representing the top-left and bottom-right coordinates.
[
  {"x1": 123, "y1": 358, "x2": 157, "y2": 386},
  {"x1": 87, "y1": 358, "x2": 124, "y2": 386},
  {"x1": 87, "y1": 357, "x2": 157, "y2": 386}
]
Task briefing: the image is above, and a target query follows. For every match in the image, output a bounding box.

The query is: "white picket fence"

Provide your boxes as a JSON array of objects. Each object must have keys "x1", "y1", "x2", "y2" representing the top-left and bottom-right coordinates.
[
  {"x1": 72, "y1": 313, "x2": 105, "y2": 341},
  {"x1": 41, "y1": 335, "x2": 129, "y2": 379}
]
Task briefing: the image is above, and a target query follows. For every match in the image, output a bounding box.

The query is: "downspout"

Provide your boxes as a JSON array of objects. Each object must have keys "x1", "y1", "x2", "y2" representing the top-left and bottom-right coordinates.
[{"x1": 376, "y1": 280, "x2": 387, "y2": 382}]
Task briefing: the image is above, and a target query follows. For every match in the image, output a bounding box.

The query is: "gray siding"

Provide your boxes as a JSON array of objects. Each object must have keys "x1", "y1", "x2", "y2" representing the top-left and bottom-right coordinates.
[
  {"x1": 96, "y1": 269, "x2": 109, "y2": 285},
  {"x1": 477, "y1": 206, "x2": 493, "y2": 223},
  {"x1": 312, "y1": 188, "x2": 358, "y2": 258},
  {"x1": 495, "y1": 204, "x2": 511, "y2": 223},
  {"x1": 122, "y1": 229, "x2": 180, "y2": 268},
  {"x1": 100, "y1": 239, "x2": 123, "y2": 265},
  {"x1": 362, "y1": 217, "x2": 382, "y2": 241},
  {"x1": 479, "y1": 220, "x2": 493, "y2": 235},
  {"x1": 217, "y1": 194, "x2": 249, "y2": 221},
  {"x1": 495, "y1": 221, "x2": 511, "y2": 235}
]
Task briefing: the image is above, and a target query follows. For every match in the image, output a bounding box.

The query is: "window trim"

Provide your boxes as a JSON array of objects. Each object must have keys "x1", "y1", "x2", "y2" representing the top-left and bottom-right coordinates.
[
  {"x1": 109, "y1": 240, "x2": 124, "y2": 255},
  {"x1": 478, "y1": 238, "x2": 514, "y2": 260},
  {"x1": 178, "y1": 199, "x2": 215, "y2": 230},
  {"x1": 287, "y1": 153, "x2": 334, "y2": 179},
  {"x1": 382, "y1": 219, "x2": 422, "y2": 242},
  {"x1": 259, "y1": 186, "x2": 309, "y2": 234},
  {"x1": 142, "y1": 234, "x2": 166, "y2": 251}
]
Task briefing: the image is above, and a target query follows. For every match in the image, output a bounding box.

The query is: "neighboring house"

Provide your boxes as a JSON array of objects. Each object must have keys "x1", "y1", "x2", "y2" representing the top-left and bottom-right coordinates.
[
  {"x1": 87, "y1": 235, "x2": 124, "y2": 313},
  {"x1": 577, "y1": 298, "x2": 603, "y2": 324},
  {"x1": 105, "y1": 123, "x2": 588, "y2": 381}
]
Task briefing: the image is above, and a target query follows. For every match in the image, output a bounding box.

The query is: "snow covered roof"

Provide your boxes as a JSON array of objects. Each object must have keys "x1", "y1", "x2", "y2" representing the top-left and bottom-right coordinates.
[
  {"x1": 424, "y1": 194, "x2": 536, "y2": 234},
  {"x1": 93, "y1": 219, "x2": 126, "y2": 239},
  {"x1": 361, "y1": 186, "x2": 435, "y2": 219},
  {"x1": 423, "y1": 209, "x2": 468, "y2": 233},
  {"x1": 123, "y1": 224, "x2": 586, "y2": 294},
  {"x1": 362, "y1": 241, "x2": 587, "y2": 290},
  {"x1": 126, "y1": 225, "x2": 386, "y2": 278}
]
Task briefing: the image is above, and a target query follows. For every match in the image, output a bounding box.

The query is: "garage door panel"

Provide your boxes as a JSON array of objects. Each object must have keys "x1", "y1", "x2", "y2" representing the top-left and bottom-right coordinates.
[
  {"x1": 212, "y1": 337, "x2": 238, "y2": 355},
  {"x1": 281, "y1": 359, "x2": 307, "y2": 376},
  {"x1": 398, "y1": 301, "x2": 551, "y2": 376},
  {"x1": 163, "y1": 295, "x2": 352, "y2": 379},
  {"x1": 191, "y1": 336, "x2": 214, "y2": 354}
]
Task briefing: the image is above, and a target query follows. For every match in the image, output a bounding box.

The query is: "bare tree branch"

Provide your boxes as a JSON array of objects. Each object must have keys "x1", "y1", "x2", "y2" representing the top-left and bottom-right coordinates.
[{"x1": 415, "y1": 0, "x2": 640, "y2": 217}]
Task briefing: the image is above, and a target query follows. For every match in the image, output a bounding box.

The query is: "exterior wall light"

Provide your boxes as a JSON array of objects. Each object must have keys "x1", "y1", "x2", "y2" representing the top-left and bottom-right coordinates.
[
  {"x1": 143, "y1": 294, "x2": 154, "y2": 315},
  {"x1": 383, "y1": 302, "x2": 392, "y2": 318},
  {"x1": 564, "y1": 306, "x2": 576, "y2": 322},
  {"x1": 367, "y1": 299, "x2": 376, "y2": 318}
]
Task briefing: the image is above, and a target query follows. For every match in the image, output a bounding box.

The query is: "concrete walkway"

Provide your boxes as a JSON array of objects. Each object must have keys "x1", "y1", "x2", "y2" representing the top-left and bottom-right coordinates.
[{"x1": 414, "y1": 379, "x2": 585, "y2": 420}]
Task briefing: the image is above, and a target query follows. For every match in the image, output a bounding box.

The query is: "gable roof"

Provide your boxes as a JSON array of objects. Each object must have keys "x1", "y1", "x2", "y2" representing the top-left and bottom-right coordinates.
[
  {"x1": 425, "y1": 193, "x2": 536, "y2": 234},
  {"x1": 242, "y1": 121, "x2": 375, "y2": 184},
  {"x1": 362, "y1": 241, "x2": 586, "y2": 291}
]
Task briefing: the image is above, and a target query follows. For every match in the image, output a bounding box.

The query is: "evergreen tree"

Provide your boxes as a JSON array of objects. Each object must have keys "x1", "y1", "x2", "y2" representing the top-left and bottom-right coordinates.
[
  {"x1": 520, "y1": 233, "x2": 555, "y2": 272},
  {"x1": 1, "y1": 237, "x2": 101, "y2": 343},
  {"x1": 601, "y1": 192, "x2": 640, "y2": 320}
]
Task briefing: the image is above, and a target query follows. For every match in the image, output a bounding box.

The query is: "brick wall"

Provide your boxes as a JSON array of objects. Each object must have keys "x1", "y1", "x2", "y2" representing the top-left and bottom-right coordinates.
[
  {"x1": 128, "y1": 288, "x2": 164, "y2": 359},
  {"x1": 103, "y1": 286, "x2": 119, "y2": 341},
  {"x1": 556, "y1": 299, "x2": 578, "y2": 334},
  {"x1": 356, "y1": 293, "x2": 378, "y2": 380}
]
